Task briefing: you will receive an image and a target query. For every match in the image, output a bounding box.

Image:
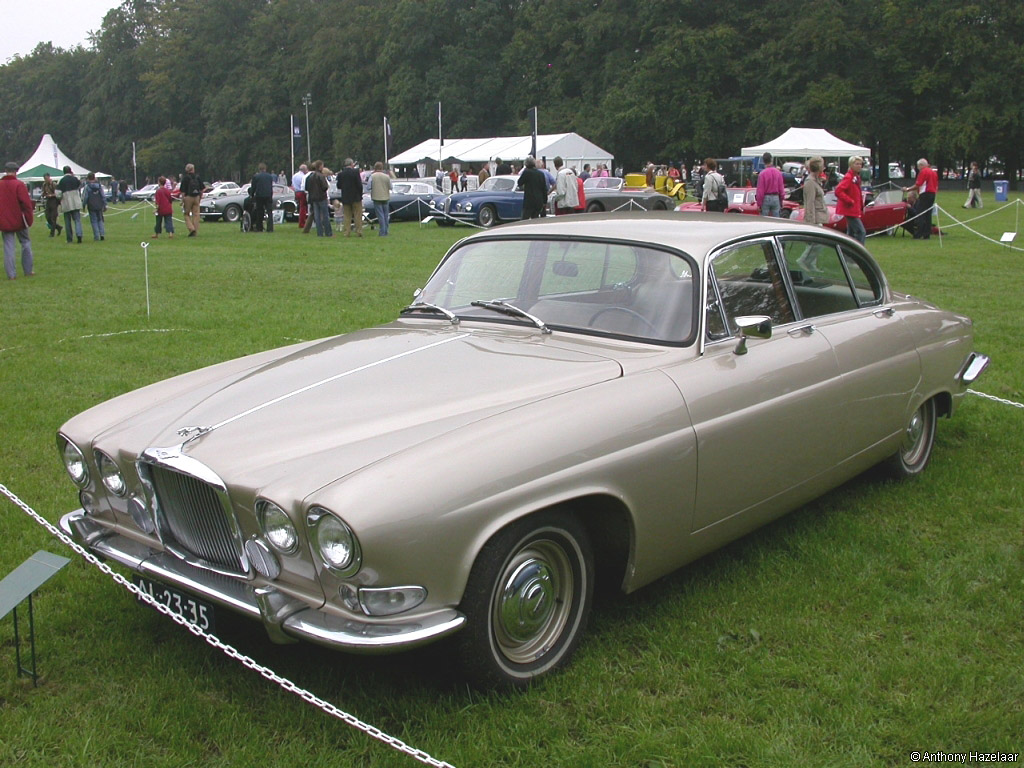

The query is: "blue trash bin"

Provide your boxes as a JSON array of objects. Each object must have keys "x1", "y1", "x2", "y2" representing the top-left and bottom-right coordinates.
[{"x1": 994, "y1": 180, "x2": 1008, "y2": 202}]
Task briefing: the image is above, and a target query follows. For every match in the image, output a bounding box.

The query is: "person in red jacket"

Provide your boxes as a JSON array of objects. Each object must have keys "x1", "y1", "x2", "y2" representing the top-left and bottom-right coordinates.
[
  {"x1": 1, "y1": 161, "x2": 34, "y2": 279},
  {"x1": 152, "y1": 176, "x2": 175, "y2": 238},
  {"x1": 905, "y1": 158, "x2": 939, "y2": 239},
  {"x1": 834, "y1": 156, "x2": 866, "y2": 244}
]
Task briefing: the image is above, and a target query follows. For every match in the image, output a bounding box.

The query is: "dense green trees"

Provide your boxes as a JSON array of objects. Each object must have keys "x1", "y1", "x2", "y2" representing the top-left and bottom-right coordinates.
[{"x1": 1, "y1": 0, "x2": 1019, "y2": 184}]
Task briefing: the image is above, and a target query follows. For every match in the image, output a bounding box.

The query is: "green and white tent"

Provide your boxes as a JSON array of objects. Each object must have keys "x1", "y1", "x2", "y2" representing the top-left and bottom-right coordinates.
[{"x1": 16, "y1": 134, "x2": 110, "y2": 181}]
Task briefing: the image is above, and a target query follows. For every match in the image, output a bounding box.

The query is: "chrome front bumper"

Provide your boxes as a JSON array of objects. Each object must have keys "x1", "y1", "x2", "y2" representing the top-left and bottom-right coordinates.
[{"x1": 60, "y1": 510, "x2": 465, "y2": 653}]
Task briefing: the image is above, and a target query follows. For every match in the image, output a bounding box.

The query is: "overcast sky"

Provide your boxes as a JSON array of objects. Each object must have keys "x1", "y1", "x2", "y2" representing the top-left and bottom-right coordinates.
[{"x1": 0, "y1": 0, "x2": 122, "y2": 63}]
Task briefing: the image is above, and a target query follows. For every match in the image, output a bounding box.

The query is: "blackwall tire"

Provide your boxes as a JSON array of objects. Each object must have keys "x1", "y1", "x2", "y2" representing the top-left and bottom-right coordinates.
[{"x1": 455, "y1": 511, "x2": 593, "y2": 689}]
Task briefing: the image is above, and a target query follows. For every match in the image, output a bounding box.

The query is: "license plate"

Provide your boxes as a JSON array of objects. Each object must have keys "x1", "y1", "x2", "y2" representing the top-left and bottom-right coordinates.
[{"x1": 132, "y1": 576, "x2": 216, "y2": 633}]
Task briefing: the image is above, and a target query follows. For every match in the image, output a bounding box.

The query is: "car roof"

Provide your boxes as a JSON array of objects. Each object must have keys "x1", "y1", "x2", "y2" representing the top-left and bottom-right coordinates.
[{"x1": 461, "y1": 211, "x2": 855, "y2": 259}]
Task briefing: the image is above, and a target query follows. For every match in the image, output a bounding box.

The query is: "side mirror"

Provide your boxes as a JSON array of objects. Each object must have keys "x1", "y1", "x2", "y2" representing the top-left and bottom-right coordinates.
[{"x1": 733, "y1": 315, "x2": 772, "y2": 355}]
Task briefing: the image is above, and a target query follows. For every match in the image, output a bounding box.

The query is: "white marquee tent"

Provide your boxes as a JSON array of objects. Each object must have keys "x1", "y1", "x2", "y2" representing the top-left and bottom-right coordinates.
[
  {"x1": 389, "y1": 132, "x2": 612, "y2": 172},
  {"x1": 741, "y1": 127, "x2": 869, "y2": 159},
  {"x1": 17, "y1": 134, "x2": 110, "y2": 181}
]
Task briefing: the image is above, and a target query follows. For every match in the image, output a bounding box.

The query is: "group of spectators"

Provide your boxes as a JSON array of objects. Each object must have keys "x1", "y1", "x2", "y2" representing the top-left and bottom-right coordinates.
[
  {"x1": 291, "y1": 160, "x2": 394, "y2": 237},
  {"x1": 700, "y1": 151, "x2": 946, "y2": 243},
  {"x1": 516, "y1": 156, "x2": 587, "y2": 219}
]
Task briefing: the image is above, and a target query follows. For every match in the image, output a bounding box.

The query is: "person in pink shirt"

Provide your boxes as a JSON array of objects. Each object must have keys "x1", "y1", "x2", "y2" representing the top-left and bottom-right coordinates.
[
  {"x1": 755, "y1": 152, "x2": 785, "y2": 216},
  {"x1": 905, "y1": 158, "x2": 939, "y2": 239}
]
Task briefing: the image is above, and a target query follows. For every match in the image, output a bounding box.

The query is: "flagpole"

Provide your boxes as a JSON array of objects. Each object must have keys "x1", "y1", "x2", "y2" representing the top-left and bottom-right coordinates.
[
  {"x1": 437, "y1": 101, "x2": 442, "y2": 169},
  {"x1": 290, "y1": 114, "x2": 295, "y2": 177},
  {"x1": 384, "y1": 116, "x2": 389, "y2": 170}
]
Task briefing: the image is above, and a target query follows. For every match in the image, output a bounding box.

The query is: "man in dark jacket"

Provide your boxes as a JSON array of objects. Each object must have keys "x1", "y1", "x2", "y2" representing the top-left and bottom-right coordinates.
[
  {"x1": 250, "y1": 162, "x2": 275, "y2": 232},
  {"x1": 338, "y1": 158, "x2": 364, "y2": 237},
  {"x1": 517, "y1": 156, "x2": 548, "y2": 219},
  {"x1": 179, "y1": 163, "x2": 207, "y2": 237},
  {"x1": 304, "y1": 160, "x2": 332, "y2": 237},
  {"x1": 1, "y1": 162, "x2": 34, "y2": 279}
]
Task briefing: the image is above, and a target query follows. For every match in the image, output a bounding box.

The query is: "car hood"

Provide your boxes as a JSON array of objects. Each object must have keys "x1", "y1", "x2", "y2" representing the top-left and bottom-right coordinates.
[{"x1": 80, "y1": 324, "x2": 622, "y2": 493}]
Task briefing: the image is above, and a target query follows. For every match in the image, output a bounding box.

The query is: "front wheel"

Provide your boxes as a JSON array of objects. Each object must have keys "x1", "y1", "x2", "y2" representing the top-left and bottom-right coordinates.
[
  {"x1": 585, "y1": 201, "x2": 604, "y2": 213},
  {"x1": 881, "y1": 398, "x2": 937, "y2": 478},
  {"x1": 222, "y1": 204, "x2": 241, "y2": 223},
  {"x1": 456, "y1": 511, "x2": 593, "y2": 689}
]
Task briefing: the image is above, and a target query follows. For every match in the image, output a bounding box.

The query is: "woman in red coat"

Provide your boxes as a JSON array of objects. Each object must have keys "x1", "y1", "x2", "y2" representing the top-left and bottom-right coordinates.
[{"x1": 834, "y1": 156, "x2": 865, "y2": 244}]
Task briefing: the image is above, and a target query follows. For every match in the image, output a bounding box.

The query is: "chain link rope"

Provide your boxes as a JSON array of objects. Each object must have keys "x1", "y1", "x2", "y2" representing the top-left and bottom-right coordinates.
[
  {"x1": 968, "y1": 388, "x2": 1024, "y2": 409},
  {"x1": 0, "y1": 483, "x2": 455, "y2": 768}
]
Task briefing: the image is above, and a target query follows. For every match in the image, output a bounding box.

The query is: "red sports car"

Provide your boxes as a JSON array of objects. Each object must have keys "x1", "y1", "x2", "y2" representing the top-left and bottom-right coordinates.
[
  {"x1": 791, "y1": 189, "x2": 911, "y2": 234},
  {"x1": 676, "y1": 187, "x2": 801, "y2": 218}
]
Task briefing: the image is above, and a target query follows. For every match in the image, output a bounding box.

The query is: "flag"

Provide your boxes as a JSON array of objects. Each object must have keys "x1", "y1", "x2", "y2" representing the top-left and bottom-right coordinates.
[
  {"x1": 528, "y1": 107, "x2": 538, "y2": 159},
  {"x1": 438, "y1": 102, "x2": 443, "y2": 147}
]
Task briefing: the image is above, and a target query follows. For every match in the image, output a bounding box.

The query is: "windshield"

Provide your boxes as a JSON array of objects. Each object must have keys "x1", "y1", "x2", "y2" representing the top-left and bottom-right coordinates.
[
  {"x1": 417, "y1": 238, "x2": 697, "y2": 344},
  {"x1": 479, "y1": 176, "x2": 517, "y2": 192},
  {"x1": 583, "y1": 177, "x2": 623, "y2": 191}
]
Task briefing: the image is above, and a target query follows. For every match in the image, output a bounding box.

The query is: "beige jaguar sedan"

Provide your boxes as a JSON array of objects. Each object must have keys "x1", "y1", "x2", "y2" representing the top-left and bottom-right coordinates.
[{"x1": 58, "y1": 212, "x2": 988, "y2": 688}]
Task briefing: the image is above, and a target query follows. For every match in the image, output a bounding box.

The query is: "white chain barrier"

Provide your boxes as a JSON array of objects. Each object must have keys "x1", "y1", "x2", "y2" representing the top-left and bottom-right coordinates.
[
  {"x1": 0, "y1": 483, "x2": 456, "y2": 768},
  {"x1": 968, "y1": 389, "x2": 1024, "y2": 409}
]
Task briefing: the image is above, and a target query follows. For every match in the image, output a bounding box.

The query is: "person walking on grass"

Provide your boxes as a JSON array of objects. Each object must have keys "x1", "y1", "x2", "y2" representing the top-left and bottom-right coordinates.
[
  {"x1": 305, "y1": 160, "x2": 332, "y2": 237},
  {"x1": 370, "y1": 162, "x2": 392, "y2": 236},
  {"x1": 1, "y1": 161, "x2": 34, "y2": 279},
  {"x1": 57, "y1": 165, "x2": 83, "y2": 243},
  {"x1": 835, "y1": 156, "x2": 866, "y2": 244},
  {"x1": 179, "y1": 163, "x2": 207, "y2": 237},
  {"x1": 83, "y1": 172, "x2": 107, "y2": 241},
  {"x1": 41, "y1": 172, "x2": 62, "y2": 238},
  {"x1": 152, "y1": 177, "x2": 175, "y2": 238},
  {"x1": 963, "y1": 162, "x2": 982, "y2": 209}
]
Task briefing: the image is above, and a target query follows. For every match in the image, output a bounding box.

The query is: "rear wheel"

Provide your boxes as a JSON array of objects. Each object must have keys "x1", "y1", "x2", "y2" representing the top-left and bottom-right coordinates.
[
  {"x1": 456, "y1": 511, "x2": 593, "y2": 689},
  {"x1": 586, "y1": 201, "x2": 604, "y2": 213},
  {"x1": 478, "y1": 205, "x2": 498, "y2": 228},
  {"x1": 881, "y1": 398, "x2": 937, "y2": 478}
]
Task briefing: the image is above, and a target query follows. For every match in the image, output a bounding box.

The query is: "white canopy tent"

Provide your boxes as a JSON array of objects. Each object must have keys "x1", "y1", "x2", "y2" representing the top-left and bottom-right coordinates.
[
  {"x1": 17, "y1": 134, "x2": 110, "y2": 181},
  {"x1": 389, "y1": 132, "x2": 613, "y2": 173},
  {"x1": 741, "y1": 127, "x2": 869, "y2": 159}
]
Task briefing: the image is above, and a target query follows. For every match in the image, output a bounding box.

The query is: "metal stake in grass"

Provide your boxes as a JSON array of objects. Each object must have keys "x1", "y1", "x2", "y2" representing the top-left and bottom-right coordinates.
[{"x1": 140, "y1": 240, "x2": 151, "y2": 318}]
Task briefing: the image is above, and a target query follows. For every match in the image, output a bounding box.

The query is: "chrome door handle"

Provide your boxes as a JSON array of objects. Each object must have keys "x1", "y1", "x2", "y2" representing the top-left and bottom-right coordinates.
[
  {"x1": 788, "y1": 324, "x2": 817, "y2": 336},
  {"x1": 873, "y1": 306, "x2": 895, "y2": 318}
]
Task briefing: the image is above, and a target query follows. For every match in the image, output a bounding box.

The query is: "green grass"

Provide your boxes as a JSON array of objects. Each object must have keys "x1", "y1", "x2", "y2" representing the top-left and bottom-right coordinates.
[{"x1": 1, "y1": 193, "x2": 1022, "y2": 767}]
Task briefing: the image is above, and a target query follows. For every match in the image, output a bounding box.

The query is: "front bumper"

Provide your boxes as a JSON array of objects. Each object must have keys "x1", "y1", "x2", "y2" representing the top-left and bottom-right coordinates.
[{"x1": 60, "y1": 510, "x2": 465, "y2": 653}]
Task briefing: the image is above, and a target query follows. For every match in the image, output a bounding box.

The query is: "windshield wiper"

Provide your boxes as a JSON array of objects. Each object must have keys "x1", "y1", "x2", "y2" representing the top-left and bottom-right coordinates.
[
  {"x1": 470, "y1": 299, "x2": 551, "y2": 334},
  {"x1": 401, "y1": 301, "x2": 460, "y2": 325}
]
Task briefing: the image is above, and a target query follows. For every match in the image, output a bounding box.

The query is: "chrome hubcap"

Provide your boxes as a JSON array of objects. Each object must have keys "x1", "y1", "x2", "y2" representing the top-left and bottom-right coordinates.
[
  {"x1": 900, "y1": 404, "x2": 930, "y2": 465},
  {"x1": 493, "y1": 540, "x2": 573, "y2": 664}
]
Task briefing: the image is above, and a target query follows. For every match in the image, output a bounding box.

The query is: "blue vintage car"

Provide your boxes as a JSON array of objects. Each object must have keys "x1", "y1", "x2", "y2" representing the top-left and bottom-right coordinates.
[{"x1": 430, "y1": 175, "x2": 535, "y2": 227}]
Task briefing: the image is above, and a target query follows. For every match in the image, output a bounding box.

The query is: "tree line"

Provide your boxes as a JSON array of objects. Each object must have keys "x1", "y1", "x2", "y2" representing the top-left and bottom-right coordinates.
[{"x1": 1, "y1": 0, "x2": 1021, "y2": 186}]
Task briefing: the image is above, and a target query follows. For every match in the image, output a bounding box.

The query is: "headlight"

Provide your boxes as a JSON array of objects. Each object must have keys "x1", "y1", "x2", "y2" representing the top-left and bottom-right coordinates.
[
  {"x1": 58, "y1": 435, "x2": 89, "y2": 487},
  {"x1": 95, "y1": 450, "x2": 127, "y2": 497},
  {"x1": 257, "y1": 500, "x2": 298, "y2": 554},
  {"x1": 307, "y1": 507, "x2": 360, "y2": 575},
  {"x1": 464, "y1": 202, "x2": 473, "y2": 211}
]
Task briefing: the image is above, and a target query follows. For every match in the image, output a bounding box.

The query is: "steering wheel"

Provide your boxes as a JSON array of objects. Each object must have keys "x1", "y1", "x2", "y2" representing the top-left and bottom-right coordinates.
[{"x1": 588, "y1": 306, "x2": 658, "y2": 335}]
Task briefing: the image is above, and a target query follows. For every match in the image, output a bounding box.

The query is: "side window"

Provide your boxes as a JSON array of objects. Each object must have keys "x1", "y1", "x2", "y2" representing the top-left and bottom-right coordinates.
[
  {"x1": 840, "y1": 248, "x2": 883, "y2": 305},
  {"x1": 708, "y1": 241, "x2": 795, "y2": 334},
  {"x1": 781, "y1": 239, "x2": 858, "y2": 317}
]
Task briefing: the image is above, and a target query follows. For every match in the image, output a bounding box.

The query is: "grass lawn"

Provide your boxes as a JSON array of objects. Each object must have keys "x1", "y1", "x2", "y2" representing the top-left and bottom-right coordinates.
[{"x1": 1, "y1": 193, "x2": 1021, "y2": 767}]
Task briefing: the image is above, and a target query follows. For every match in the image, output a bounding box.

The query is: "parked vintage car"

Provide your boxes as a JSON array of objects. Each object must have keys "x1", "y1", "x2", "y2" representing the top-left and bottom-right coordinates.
[
  {"x1": 430, "y1": 174, "x2": 528, "y2": 226},
  {"x1": 791, "y1": 189, "x2": 912, "y2": 234},
  {"x1": 581, "y1": 176, "x2": 676, "y2": 213},
  {"x1": 360, "y1": 181, "x2": 440, "y2": 223},
  {"x1": 57, "y1": 213, "x2": 987, "y2": 688},
  {"x1": 677, "y1": 187, "x2": 801, "y2": 217},
  {"x1": 131, "y1": 183, "x2": 159, "y2": 201},
  {"x1": 202, "y1": 181, "x2": 242, "y2": 200},
  {"x1": 200, "y1": 183, "x2": 296, "y2": 222}
]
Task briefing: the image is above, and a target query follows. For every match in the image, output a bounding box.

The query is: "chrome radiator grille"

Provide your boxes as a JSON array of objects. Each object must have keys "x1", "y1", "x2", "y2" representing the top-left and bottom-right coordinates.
[
  {"x1": 443, "y1": 197, "x2": 452, "y2": 214},
  {"x1": 146, "y1": 464, "x2": 245, "y2": 574}
]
